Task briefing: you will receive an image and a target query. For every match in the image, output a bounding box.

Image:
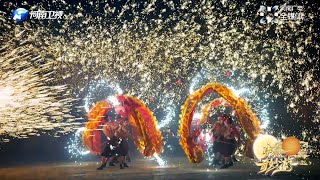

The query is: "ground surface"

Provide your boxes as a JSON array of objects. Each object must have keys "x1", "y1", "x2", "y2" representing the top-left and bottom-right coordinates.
[{"x1": 0, "y1": 157, "x2": 319, "y2": 180}]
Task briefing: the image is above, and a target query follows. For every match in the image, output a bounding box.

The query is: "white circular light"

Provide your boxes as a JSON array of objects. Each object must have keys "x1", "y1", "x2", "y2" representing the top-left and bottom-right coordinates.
[{"x1": 253, "y1": 134, "x2": 279, "y2": 160}]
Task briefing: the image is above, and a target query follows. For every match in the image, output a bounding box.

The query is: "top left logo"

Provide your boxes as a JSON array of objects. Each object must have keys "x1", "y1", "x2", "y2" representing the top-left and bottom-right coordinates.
[{"x1": 12, "y1": 8, "x2": 29, "y2": 22}]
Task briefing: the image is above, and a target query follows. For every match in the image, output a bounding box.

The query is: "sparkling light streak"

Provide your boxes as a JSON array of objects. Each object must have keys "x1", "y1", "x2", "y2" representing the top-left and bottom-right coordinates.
[
  {"x1": 153, "y1": 153, "x2": 167, "y2": 167},
  {"x1": 66, "y1": 127, "x2": 90, "y2": 159},
  {"x1": 84, "y1": 80, "x2": 122, "y2": 112},
  {"x1": 158, "y1": 104, "x2": 176, "y2": 129},
  {"x1": 189, "y1": 71, "x2": 203, "y2": 94},
  {"x1": 0, "y1": 46, "x2": 76, "y2": 141},
  {"x1": 229, "y1": 87, "x2": 250, "y2": 98},
  {"x1": 0, "y1": 86, "x2": 14, "y2": 108},
  {"x1": 203, "y1": 129, "x2": 214, "y2": 166},
  {"x1": 107, "y1": 96, "x2": 121, "y2": 106}
]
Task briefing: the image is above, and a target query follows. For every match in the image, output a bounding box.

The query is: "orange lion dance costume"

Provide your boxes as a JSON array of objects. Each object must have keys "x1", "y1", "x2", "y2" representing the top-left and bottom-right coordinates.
[
  {"x1": 179, "y1": 83, "x2": 262, "y2": 163},
  {"x1": 82, "y1": 95, "x2": 163, "y2": 157}
]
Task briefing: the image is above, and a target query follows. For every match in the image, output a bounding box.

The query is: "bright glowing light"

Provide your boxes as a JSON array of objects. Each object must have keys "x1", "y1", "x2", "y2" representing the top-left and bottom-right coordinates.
[
  {"x1": 253, "y1": 134, "x2": 279, "y2": 160},
  {"x1": 189, "y1": 69, "x2": 206, "y2": 94},
  {"x1": 0, "y1": 86, "x2": 15, "y2": 108},
  {"x1": 107, "y1": 96, "x2": 120, "y2": 106},
  {"x1": 0, "y1": 48, "x2": 76, "y2": 139},
  {"x1": 190, "y1": 112, "x2": 202, "y2": 127},
  {"x1": 84, "y1": 80, "x2": 122, "y2": 112},
  {"x1": 228, "y1": 87, "x2": 250, "y2": 97},
  {"x1": 158, "y1": 105, "x2": 175, "y2": 129},
  {"x1": 153, "y1": 153, "x2": 167, "y2": 167},
  {"x1": 158, "y1": 94, "x2": 176, "y2": 129},
  {"x1": 260, "y1": 109, "x2": 270, "y2": 129},
  {"x1": 202, "y1": 128, "x2": 214, "y2": 165},
  {"x1": 204, "y1": 132, "x2": 211, "y2": 142},
  {"x1": 66, "y1": 127, "x2": 90, "y2": 159},
  {"x1": 193, "y1": 112, "x2": 201, "y2": 120}
]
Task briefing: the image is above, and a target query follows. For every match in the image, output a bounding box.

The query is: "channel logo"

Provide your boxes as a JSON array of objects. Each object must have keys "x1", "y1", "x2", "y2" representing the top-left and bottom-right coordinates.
[
  {"x1": 12, "y1": 8, "x2": 29, "y2": 22},
  {"x1": 12, "y1": 8, "x2": 64, "y2": 21}
]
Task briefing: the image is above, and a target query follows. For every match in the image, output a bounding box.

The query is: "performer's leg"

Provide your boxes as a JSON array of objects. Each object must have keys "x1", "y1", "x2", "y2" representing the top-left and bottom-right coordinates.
[
  {"x1": 124, "y1": 150, "x2": 130, "y2": 167},
  {"x1": 122, "y1": 140, "x2": 129, "y2": 167},
  {"x1": 220, "y1": 156, "x2": 232, "y2": 169},
  {"x1": 224, "y1": 156, "x2": 232, "y2": 165},
  {"x1": 213, "y1": 152, "x2": 221, "y2": 165},
  {"x1": 123, "y1": 159, "x2": 129, "y2": 168},
  {"x1": 97, "y1": 157, "x2": 108, "y2": 170},
  {"x1": 212, "y1": 141, "x2": 222, "y2": 165},
  {"x1": 126, "y1": 153, "x2": 131, "y2": 163},
  {"x1": 118, "y1": 156, "x2": 125, "y2": 169},
  {"x1": 220, "y1": 143, "x2": 234, "y2": 169},
  {"x1": 109, "y1": 156, "x2": 116, "y2": 166}
]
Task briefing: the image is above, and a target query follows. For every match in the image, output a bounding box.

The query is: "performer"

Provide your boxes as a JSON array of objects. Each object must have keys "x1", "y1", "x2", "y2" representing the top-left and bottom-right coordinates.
[
  {"x1": 220, "y1": 116, "x2": 240, "y2": 169},
  {"x1": 97, "y1": 135, "x2": 119, "y2": 170},
  {"x1": 97, "y1": 121, "x2": 119, "y2": 170},
  {"x1": 211, "y1": 116, "x2": 226, "y2": 166},
  {"x1": 114, "y1": 123, "x2": 130, "y2": 169},
  {"x1": 108, "y1": 120, "x2": 132, "y2": 167}
]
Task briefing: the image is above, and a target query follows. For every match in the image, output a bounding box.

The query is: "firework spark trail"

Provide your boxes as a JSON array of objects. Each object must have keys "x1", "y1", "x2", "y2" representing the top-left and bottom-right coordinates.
[
  {"x1": 203, "y1": 129, "x2": 214, "y2": 166},
  {"x1": 66, "y1": 127, "x2": 89, "y2": 159},
  {"x1": 158, "y1": 104, "x2": 176, "y2": 129},
  {"x1": 151, "y1": 153, "x2": 167, "y2": 167},
  {"x1": 83, "y1": 79, "x2": 122, "y2": 112},
  {"x1": 0, "y1": 39, "x2": 77, "y2": 142},
  {"x1": 0, "y1": 47, "x2": 77, "y2": 141},
  {"x1": 0, "y1": 0, "x2": 319, "y2": 153}
]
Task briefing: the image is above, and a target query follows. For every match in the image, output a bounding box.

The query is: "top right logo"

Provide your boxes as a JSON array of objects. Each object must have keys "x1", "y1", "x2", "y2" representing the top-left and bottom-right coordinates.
[{"x1": 258, "y1": 5, "x2": 304, "y2": 24}]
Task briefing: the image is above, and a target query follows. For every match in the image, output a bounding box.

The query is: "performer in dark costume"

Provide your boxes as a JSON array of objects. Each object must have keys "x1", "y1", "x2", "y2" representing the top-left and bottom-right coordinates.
[
  {"x1": 97, "y1": 135, "x2": 119, "y2": 170},
  {"x1": 220, "y1": 116, "x2": 240, "y2": 169},
  {"x1": 114, "y1": 123, "x2": 130, "y2": 169},
  {"x1": 108, "y1": 120, "x2": 132, "y2": 168},
  {"x1": 211, "y1": 116, "x2": 226, "y2": 166}
]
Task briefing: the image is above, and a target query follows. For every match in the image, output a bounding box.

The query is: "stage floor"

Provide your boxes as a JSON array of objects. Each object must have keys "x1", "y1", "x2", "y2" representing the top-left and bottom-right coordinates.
[{"x1": 0, "y1": 157, "x2": 319, "y2": 180}]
